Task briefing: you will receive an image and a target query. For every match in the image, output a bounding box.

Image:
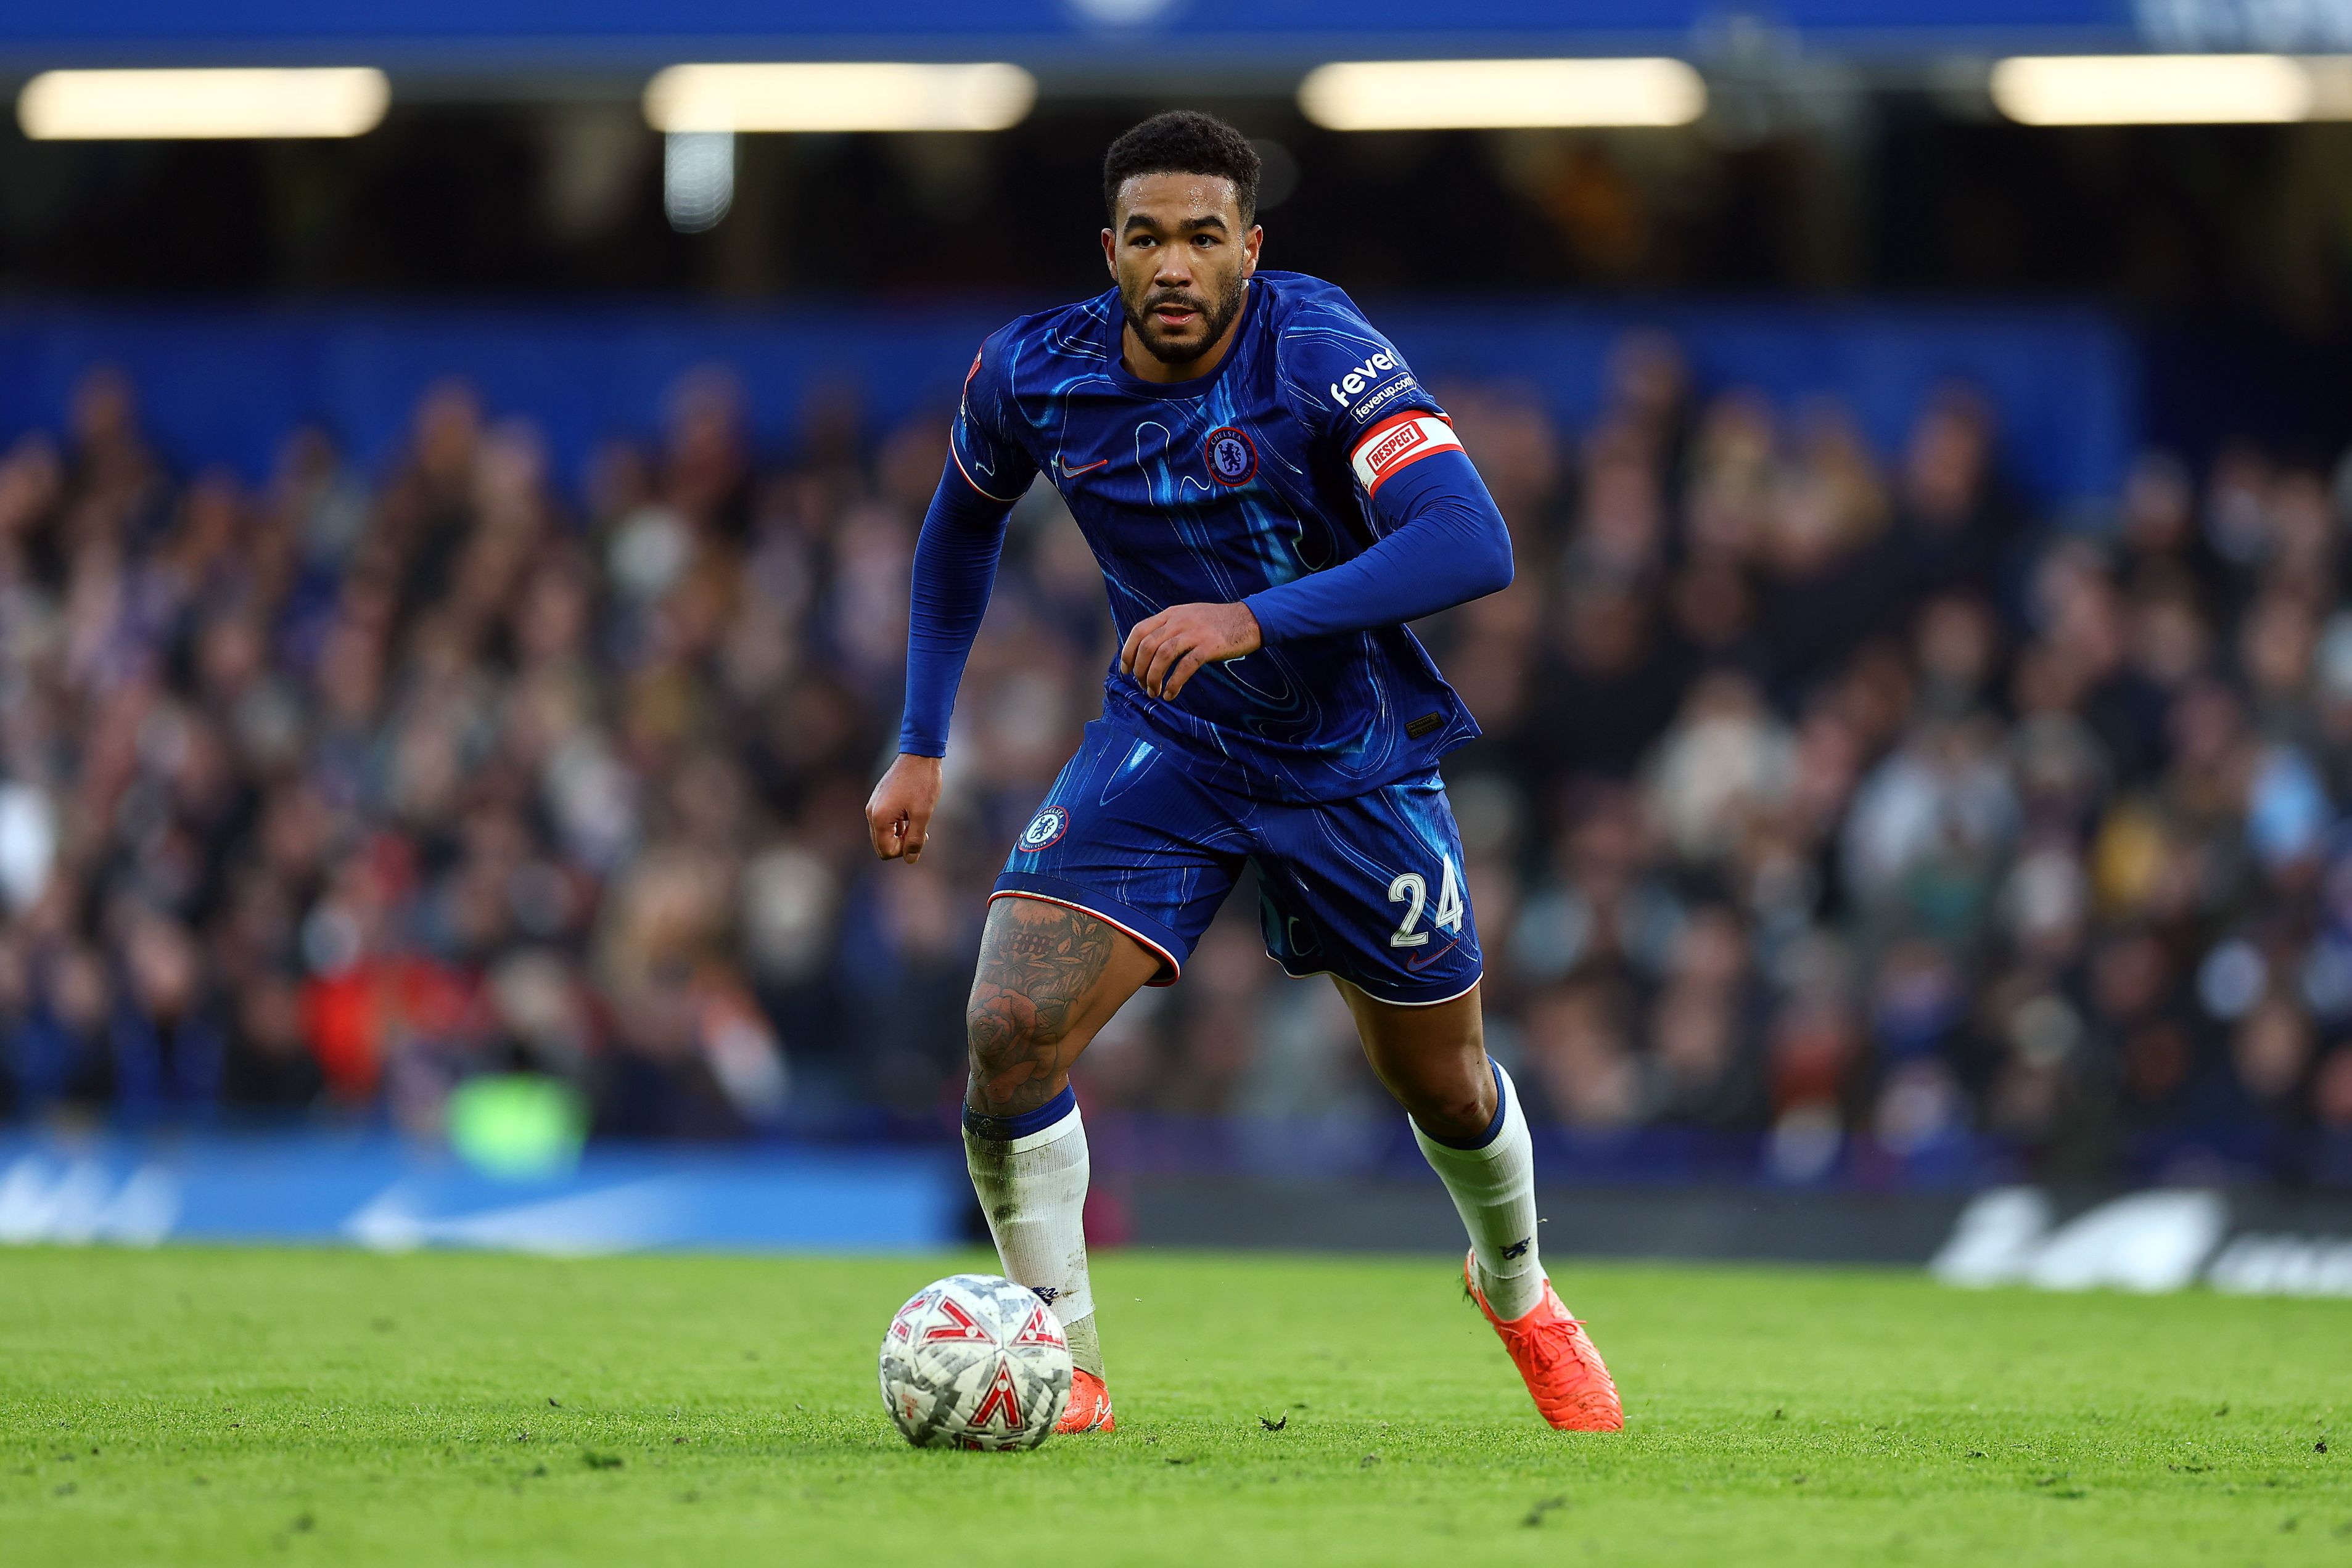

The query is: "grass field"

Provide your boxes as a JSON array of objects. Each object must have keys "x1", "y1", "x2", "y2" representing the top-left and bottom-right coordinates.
[{"x1": 2, "y1": 1246, "x2": 2346, "y2": 1566}]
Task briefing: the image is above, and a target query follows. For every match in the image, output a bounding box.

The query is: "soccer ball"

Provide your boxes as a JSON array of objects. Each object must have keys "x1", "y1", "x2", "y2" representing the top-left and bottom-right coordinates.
[{"x1": 878, "y1": 1273, "x2": 1072, "y2": 1450}]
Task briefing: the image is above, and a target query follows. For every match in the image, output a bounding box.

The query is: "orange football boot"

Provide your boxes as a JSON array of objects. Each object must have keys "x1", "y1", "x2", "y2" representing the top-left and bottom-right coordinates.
[
  {"x1": 1464, "y1": 1251, "x2": 1624, "y2": 1432},
  {"x1": 1055, "y1": 1368, "x2": 1116, "y2": 1434}
]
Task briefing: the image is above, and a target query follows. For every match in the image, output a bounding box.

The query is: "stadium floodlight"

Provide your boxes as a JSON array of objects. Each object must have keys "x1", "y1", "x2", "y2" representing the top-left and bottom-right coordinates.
[
  {"x1": 17, "y1": 68, "x2": 389, "y2": 140},
  {"x1": 665, "y1": 132, "x2": 736, "y2": 232},
  {"x1": 1297, "y1": 59, "x2": 1706, "y2": 131},
  {"x1": 1989, "y1": 55, "x2": 2322, "y2": 125},
  {"x1": 643, "y1": 63, "x2": 1035, "y2": 134}
]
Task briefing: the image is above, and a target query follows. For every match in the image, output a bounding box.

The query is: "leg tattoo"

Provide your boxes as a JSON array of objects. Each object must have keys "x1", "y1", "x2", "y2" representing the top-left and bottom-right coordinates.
[{"x1": 965, "y1": 900, "x2": 1117, "y2": 1121}]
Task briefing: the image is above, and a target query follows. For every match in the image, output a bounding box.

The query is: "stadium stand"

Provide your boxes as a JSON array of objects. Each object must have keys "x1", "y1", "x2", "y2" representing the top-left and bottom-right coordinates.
[{"x1": 2, "y1": 316, "x2": 2347, "y2": 1191}]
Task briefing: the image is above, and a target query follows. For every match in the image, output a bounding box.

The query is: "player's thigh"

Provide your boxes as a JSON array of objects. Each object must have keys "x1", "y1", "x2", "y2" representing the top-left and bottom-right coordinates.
[
  {"x1": 993, "y1": 719, "x2": 1248, "y2": 987},
  {"x1": 1254, "y1": 772, "x2": 1484, "y2": 1008},
  {"x1": 964, "y1": 893, "x2": 1162, "y2": 1114},
  {"x1": 969, "y1": 720, "x2": 1247, "y2": 1117}
]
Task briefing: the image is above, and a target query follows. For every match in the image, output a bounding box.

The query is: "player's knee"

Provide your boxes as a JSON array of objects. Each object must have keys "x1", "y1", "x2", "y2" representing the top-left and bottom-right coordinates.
[
  {"x1": 964, "y1": 988, "x2": 1052, "y2": 1075},
  {"x1": 1400, "y1": 1078, "x2": 1491, "y2": 1142}
]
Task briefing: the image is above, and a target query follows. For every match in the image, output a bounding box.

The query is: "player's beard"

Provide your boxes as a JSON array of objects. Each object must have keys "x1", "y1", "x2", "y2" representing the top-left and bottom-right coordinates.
[{"x1": 1122, "y1": 273, "x2": 1247, "y2": 366}]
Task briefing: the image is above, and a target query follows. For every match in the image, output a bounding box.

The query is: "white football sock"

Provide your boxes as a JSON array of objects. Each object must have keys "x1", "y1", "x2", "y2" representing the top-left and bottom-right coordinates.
[
  {"x1": 1412, "y1": 1061, "x2": 1548, "y2": 1320},
  {"x1": 964, "y1": 1087, "x2": 1104, "y2": 1381}
]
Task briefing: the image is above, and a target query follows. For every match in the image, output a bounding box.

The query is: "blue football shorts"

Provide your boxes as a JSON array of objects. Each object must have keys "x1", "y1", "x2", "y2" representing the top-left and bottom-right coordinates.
[{"x1": 993, "y1": 720, "x2": 1482, "y2": 1006}]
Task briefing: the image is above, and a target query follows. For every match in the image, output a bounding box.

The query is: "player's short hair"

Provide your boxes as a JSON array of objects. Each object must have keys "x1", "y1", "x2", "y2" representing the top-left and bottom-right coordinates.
[{"x1": 1102, "y1": 112, "x2": 1261, "y2": 228}]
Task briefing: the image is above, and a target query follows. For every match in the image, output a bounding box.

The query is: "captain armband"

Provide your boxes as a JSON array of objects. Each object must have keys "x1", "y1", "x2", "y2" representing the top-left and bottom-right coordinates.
[{"x1": 1347, "y1": 413, "x2": 1463, "y2": 501}]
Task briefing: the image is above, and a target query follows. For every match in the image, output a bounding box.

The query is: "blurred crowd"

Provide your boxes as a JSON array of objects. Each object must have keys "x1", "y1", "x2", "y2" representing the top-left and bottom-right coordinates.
[{"x1": 3, "y1": 339, "x2": 2351, "y2": 1184}]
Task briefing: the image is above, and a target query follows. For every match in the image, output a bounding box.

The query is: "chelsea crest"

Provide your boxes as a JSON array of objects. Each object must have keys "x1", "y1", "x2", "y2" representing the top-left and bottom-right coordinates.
[
  {"x1": 1018, "y1": 805, "x2": 1069, "y2": 851},
  {"x1": 1204, "y1": 426, "x2": 1256, "y2": 486}
]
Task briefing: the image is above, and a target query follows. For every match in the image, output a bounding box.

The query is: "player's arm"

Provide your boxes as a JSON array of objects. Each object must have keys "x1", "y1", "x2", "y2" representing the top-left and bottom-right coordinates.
[
  {"x1": 868, "y1": 458, "x2": 1018, "y2": 862},
  {"x1": 871, "y1": 337, "x2": 1037, "y2": 863},
  {"x1": 870, "y1": 335, "x2": 1037, "y2": 861},
  {"x1": 1243, "y1": 433, "x2": 1512, "y2": 639},
  {"x1": 1120, "y1": 441, "x2": 1511, "y2": 700}
]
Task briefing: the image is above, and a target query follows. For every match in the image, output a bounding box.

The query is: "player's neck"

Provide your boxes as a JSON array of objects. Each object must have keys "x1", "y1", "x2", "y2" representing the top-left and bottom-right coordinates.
[{"x1": 1120, "y1": 283, "x2": 1250, "y2": 385}]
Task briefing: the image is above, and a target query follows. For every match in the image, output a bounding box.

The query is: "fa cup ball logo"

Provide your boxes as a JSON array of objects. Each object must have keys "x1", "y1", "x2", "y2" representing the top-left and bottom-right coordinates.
[{"x1": 1205, "y1": 426, "x2": 1256, "y2": 486}]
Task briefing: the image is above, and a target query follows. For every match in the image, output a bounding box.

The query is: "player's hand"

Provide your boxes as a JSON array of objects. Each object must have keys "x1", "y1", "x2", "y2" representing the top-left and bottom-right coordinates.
[
  {"x1": 1119, "y1": 601, "x2": 1263, "y2": 701},
  {"x1": 866, "y1": 753, "x2": 944, "y2": 863}
]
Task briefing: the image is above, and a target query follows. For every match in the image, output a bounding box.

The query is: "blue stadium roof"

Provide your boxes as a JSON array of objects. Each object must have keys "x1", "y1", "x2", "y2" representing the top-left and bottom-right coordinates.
[{"x1": 0, "y1": 2, "x2": 2216, "y2": 73}]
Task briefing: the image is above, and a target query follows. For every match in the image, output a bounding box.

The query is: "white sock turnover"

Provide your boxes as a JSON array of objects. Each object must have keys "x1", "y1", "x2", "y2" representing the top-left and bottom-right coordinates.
[
  {"x1": 963, "y1": 1086, "x2": 1104, "y2": 1381},
  {"x1": 1412, "y1": 1061, "x2": 1548, "y2": 1321}
]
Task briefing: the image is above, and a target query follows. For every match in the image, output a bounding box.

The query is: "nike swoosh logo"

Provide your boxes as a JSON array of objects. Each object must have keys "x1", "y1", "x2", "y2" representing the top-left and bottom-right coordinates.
[
  {"x1": 1058, "y1": 457, "x2": 1109, "y2": 476},
  {"x1": 1404, "y1": 937, "x2": 1463, "y2": 972}
]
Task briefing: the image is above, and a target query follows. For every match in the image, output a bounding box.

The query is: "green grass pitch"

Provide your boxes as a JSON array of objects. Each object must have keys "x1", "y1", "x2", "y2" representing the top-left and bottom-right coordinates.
[{"x1": 2, "y1": 1245, "x2": 2346, "y2": 1566}]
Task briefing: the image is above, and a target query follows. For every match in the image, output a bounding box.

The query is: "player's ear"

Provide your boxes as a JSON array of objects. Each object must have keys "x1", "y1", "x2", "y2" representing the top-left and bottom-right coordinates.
[
  {"x1": 1242, "y1": 224, "x2": 1263, "y2": 277},
  {"x1": 1100, "y1": 227, "x2": 1117, "y2": 278}
]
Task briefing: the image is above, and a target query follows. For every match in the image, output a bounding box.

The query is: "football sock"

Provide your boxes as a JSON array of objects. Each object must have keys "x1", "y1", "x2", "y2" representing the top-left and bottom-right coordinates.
[
  {"x1": 1412, "y1": 1060, "x2": 1548, "y2": 1321},
  {"x1": 963, "y1": 1085, "x2": 1105, "y2": 1381}
]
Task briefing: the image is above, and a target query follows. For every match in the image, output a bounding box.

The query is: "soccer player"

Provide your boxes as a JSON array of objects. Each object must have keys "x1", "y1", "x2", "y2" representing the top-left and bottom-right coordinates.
[{"x1": 865, "y1": 111, "x2": 1623, "y2": 1435}]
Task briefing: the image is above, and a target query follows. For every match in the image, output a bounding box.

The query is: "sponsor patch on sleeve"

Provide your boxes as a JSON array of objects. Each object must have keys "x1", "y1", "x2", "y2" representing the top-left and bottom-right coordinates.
[{"x1": 1347, "y1": 413, "x2": 1461, "y2": 499}]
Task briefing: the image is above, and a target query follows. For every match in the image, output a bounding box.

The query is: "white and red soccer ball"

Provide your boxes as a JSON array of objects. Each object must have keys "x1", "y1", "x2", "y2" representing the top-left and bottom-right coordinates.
[{"x1": 878, "y1": 1274, "x2": 1072, "y2": 1450}]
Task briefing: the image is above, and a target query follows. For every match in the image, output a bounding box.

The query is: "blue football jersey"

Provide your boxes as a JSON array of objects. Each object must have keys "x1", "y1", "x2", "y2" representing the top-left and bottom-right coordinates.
[{"x1": 950, "y1": 270, "x2": 1479, "y2": 803}]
